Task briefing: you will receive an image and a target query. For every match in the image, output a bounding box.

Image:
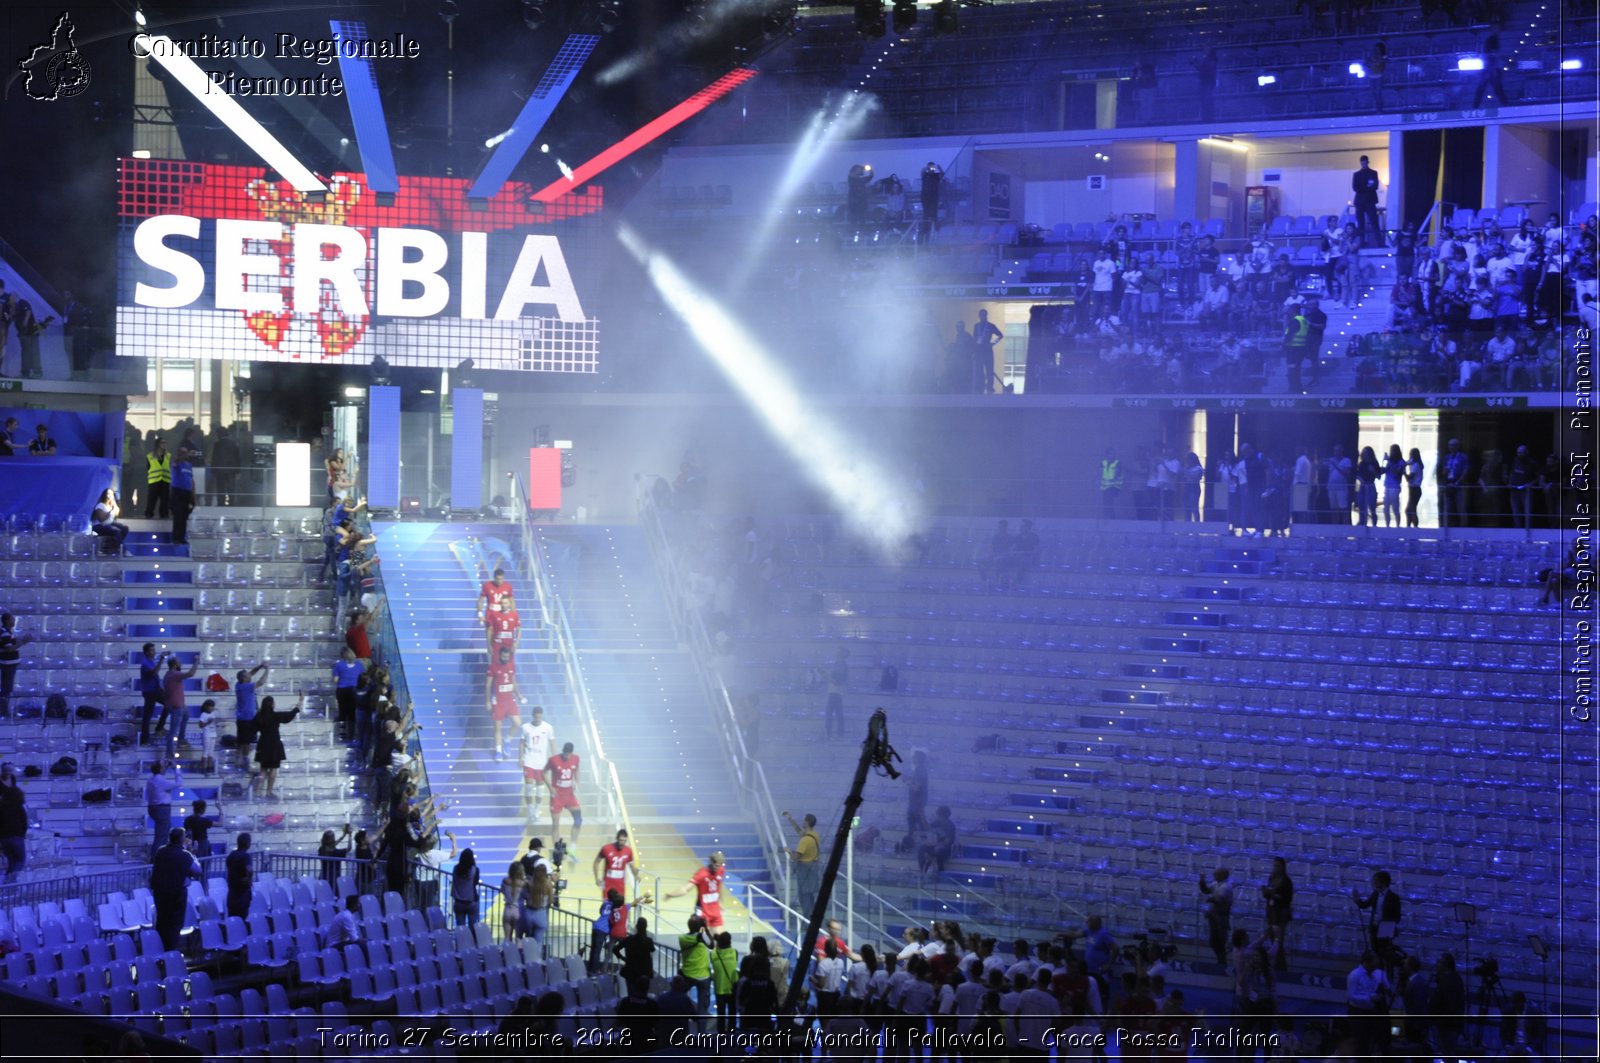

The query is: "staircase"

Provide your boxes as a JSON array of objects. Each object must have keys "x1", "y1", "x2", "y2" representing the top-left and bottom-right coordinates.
[
  {"x1": 372, "y1": 522, "x2": 570, "y2": 876},
  {"x1": 534, "y1": 525, "x2": 781, "y2": 930},
  {"x1": 1266, "y1": 245, "x2": 1396, "y2": 394}
]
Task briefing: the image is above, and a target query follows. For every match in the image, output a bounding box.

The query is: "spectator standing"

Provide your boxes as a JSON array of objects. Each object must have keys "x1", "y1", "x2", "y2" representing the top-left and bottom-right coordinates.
[
  {"x1": 13, "y1": 300, "x2": 54, "y2": 379},
  {"x1": 524, "y1": 863, "x2": 553, "y2": 946},
  {"x1": 1091, "y1": 248, "x2": 1117, "y2": 323},
  {"x1": 1439, "y1": 438, "x2": 1469, "y2": 527},
  {"x1": 1352, "y1": 156, "x2": 1382, "y2": 246},
  {"x1": 1345, "y1": 950, "x2": 1393, "y2": 1056},
  {"x1": 1472, "y1": 33, "x2": 1512, "y2": 106},
  {"x1": 1282, "y1": 304, "x2": 1310, "y2": 391},
  {"x1": 972, "y1": 309, "x2": 1003, "y2": 394},
  {"x1": 145, "y1": 759, "x2": 183, "y2": 858},
  {"x1": 209, "y1": 426, "x2": 241, "y2": 506},
  {"x1": 1198, "y1": 868, "x2": 1234, "y2": 964},
  {"x1": 1181, "y1": 451, "x2": 1205, "y2": 523},
  {"x1": 782, "y1": 816, "x2": 825, "y2": 920},
  {"x1": 501, "y1": 862, "x2": 527, "y2": 940},
  {"x1": 823, "y1": 647, "x2": 849, "y2": 739},
  {"x1": 1322, "y1": 445, "x2": 1350, "y2": 523},
  {"x1": 28, "y1": 423, "x2": 57, "y2": 456},
  {"x1": 1354, "y1": 446, "x2": 1382, "y2": 527},
  {"x1": 252, "y1": 693, "x2": 303, "y2": 800},
  {"x1": 919, "y1": 162, "x2": 944, "y2": 237},
  {"x1": 1508, "y1": 445, "x2": 1538, "y2": 529},
  {"x1": 1380, "y1": 445, "x2": 1406, "y2": 527},
  {"x1": 1261, "y1": 856, "x2": 1294, "y2": 972},
  {"x1": 615, "y1": 916, "x2": 656, "y2": 987},
  {"x1": 332, "y1": 648, "x2": 364, "y2": 742},
  {"x1": 91, "y1": 488, "x2": 129, "y2": 554},
  {"x1": 183, "y1": 799, "x2": 212, "y2": 855},
  {"x1": 712, "y1": 932, "x2": 740, "y2": 1032},
  {"x1": 1404, "y1": 448, "x2": 1426, "y2": 527},
  {"x1": 678, "y1": 916, "x2": 716, "y2": 1029},
  {"x1": 451, "y1": 848, "x2": 482, "y2": 927},
  {"x1": 157, "y1": 656, "x2": 199, "y2": 752},
  {"x1": 317, "y1": 826, "x2": 353, "y2": 890},
  {"x1": 0, "y1": 772, "x2": 27, "y2": 881},
  {"x1": 150, "y1": 828, "x2": 202, "y2": 950},
  {"x1": 225, "y1": 833, "x2": 253, "y2": 918},
  {"x1": 0, "y1": 613, "x2": 28, "y2": 718},
  {"x1": 233, "y1": 661, "x2": 267, "y2": 759},
  {"x1": 1365, "y1": 42, "x2": 1388, "y2": 111},
  {"x1": 0, "y1": 417, "x2": 20, "y2": 457},
  {"x1": 1098, "y1": 449, "x2": 1123, "y2": 518},
  {"x1": 136, "y1": 643, "x2": 167, "y2": 746},
  {"x1": 169, "y1": 441, "x2": 197, "y2": 545}
]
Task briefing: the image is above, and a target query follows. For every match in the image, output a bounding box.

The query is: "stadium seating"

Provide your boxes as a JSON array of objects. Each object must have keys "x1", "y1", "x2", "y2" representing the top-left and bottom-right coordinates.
[{"x1": 659, "y1": 512, "x2": 1590, "y2": 970}]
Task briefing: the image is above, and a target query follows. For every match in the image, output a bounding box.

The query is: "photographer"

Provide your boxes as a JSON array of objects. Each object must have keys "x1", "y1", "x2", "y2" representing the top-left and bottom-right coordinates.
[{"x1": 1429, "y1": 954, "x2": 1466, "y2": 1051}]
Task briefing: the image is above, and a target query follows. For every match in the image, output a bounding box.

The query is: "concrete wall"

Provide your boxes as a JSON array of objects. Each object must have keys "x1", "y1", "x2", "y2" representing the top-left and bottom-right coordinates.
[{"x1": 484, "y1": 395, "x2": 1175, "y2": 523}]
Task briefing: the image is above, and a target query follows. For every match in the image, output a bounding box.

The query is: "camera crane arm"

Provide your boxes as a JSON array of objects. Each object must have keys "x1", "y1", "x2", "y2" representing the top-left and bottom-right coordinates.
[{"x1": 779, "y1": 709, "x2": 900, "y2": 1019}]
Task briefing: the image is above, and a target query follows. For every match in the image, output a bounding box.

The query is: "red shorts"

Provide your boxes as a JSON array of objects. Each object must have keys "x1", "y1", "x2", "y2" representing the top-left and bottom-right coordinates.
[
  {"x1": 550, "y1": 787, "x2": 581, "y2": 813},
  {"x1": 491, "y1": 699, "x2": 519, "y2": 722},
  {"x1": 697, "y1": 905, "x2": 724, "y2": 931},
  {"x1": 522, "y1": 768, "x2": 547, "y2": 784}
]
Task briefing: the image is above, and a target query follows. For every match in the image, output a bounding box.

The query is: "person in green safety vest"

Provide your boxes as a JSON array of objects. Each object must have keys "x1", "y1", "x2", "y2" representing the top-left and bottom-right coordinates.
[
  {"x1": 1099, "y1": 447, "x2": 1124, "y2": 519},
  {"x1": 1282, "y1": 304, "x2": 1310, "y2": 392},
  {"x1": 144, "y1": 438, "x2": 171, "y2": 519}
]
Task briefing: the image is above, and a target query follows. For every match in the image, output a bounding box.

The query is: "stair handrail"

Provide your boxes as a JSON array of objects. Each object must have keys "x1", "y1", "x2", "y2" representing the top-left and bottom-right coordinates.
[
  {"x1": 505, "y1": 474, "x2": 625, "y2": 840},
  {"x1": 634, "y1": 476, "x2": 944, "y2": 951}
]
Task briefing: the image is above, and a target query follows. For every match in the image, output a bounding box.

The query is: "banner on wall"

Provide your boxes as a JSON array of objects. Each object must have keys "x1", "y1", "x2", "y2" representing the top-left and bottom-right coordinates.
[
  {"x1": 115, "y1": 158, "x2": 605, "y2": 372},
  {"x1": 987, "y1": 171, "x2": 1012, "y2": 220}
]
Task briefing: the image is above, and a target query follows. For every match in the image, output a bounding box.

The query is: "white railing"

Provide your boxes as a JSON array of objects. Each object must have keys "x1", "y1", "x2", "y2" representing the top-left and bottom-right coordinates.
[
  {"x1": 634, "y1": 475, "x2": 943, "y2": 951},
  {"x1": 503, "y1": 475, "x2": 657, "y2": 925}
]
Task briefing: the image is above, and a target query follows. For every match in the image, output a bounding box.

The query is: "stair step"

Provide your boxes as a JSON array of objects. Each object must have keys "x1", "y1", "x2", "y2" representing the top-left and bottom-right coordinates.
[{"x1": 1141, "y1": 636, "x2": 1208, "y2": 654}]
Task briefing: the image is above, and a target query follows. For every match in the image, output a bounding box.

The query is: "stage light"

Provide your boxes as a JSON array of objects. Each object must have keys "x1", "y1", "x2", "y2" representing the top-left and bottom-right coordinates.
[
  {"x1": 134, "y1": 34, "x2": 327, "y2": 193},
  {"x1": 343, "y1": 386, "x2": 367, "y2": 399},
  {"x1": 1200, "y1": 136, "x2": 1250, "y2": 153},
  {"x1": 485, "y1": 129, "x2": 513, "y2": 149},
  {"x1": 134, "y1": 8, "x2": 146, "y2": 27},
  {"x1": 892, "y1": 1, "x2": 918, "y2": 33},
  {"x1": 540, "y1": 143, "x2": 550, "y2": 153},
  {"x1": 1349, "y1": 62, "x2": 1366, "y2": 78},
  {"x1": 1457, "y1": 56, "x2": 1485, "y2": 71},
  {"x1": 1561, "y1": 58, "x2": 1583, "y2": 70},
  {"x1": 1256, "y1": 73, "x2": 1277, "y2": 87},
  {"x1": 532, "y1": 68, "x2": 757, "y2": 202},
  {"x1": 617, "y1": 223, "x2": 921, "y2": 555},
  {"x1": 131, "y1": 149, "x2": 152, "y2": 159},
  {"x1": 855, "y1": 1, "x2": 886, "y2": 38}
]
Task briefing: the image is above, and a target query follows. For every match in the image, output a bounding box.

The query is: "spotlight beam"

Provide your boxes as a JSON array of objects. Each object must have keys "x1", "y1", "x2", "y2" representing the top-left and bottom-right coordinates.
[
  {"x1": 731, "y1": 91, "x2": 878, "y2": 291},
  {"x1": 617, "y1": 223, "x2": 919, "y2": 553},
  {"x1": 134, "y1": 33, "x2": 326, "y2": 193},
  {"x1": 531, "y1": 68, "x2": 757, "y2": 203},
  {"x1": 469, "y1": 34, "x2": 600, "y2": 200}
]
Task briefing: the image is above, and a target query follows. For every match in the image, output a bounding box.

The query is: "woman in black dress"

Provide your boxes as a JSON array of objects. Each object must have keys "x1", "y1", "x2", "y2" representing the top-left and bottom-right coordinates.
[
  {"x1": 253, "y1": 693, "x2": 302, "y2": 799},
  {"x1": 1261, "y1": 855, "x2": 1294, "y2": 972}
]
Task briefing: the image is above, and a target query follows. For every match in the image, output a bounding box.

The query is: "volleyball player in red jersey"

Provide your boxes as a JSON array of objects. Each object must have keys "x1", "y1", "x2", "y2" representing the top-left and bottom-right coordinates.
[
  {"x1": 486, "y1": 643, "x2": 522, "y2": 760},
  {"x1": 488, "y1": 592, "x2": 522, "y2": 653},
  {"x1": 665, "y1": 850, "x2": 728, "y2": 933},
  {"x1": 544, "y1": 741, "x2": 583, "y2": 844},
  {"x1": 476, "y1": 566, "x2": 514, "y2": 651},
  {"x1": 593, "y1": 828, "x2": 642, "y2": 902}
]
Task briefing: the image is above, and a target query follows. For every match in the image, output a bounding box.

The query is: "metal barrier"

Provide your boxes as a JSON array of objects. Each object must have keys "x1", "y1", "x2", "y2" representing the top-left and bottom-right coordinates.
[{"x1": 635, "y1": 479, "x2": 939, "y2": 954}]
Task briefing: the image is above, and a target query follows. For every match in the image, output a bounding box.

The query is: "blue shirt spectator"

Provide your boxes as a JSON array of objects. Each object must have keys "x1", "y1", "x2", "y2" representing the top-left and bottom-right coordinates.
[
  {"x1": 172, "y1": 458, "x2": 195, "y2": 492},
  {"x1": 332, "y1": 657, "x2": 363, "y2": 690}
]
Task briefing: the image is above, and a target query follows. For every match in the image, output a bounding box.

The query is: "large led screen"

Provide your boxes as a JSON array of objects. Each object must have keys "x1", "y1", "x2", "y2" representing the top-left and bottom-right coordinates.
[{"x1": 116, "y1": 158, "x2": 604, "y2": 372}]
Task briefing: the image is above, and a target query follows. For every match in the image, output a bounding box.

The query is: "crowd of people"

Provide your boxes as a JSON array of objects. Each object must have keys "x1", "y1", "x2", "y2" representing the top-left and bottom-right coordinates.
[{"x1": 1095, "y1": 435, "x2": 1565, "y2": 531}]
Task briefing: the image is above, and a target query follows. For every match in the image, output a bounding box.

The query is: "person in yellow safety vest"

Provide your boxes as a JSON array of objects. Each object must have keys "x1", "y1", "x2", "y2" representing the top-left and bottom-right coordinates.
[
  {"x1": 145, "y1": 438, "x2": 171, "y2": 519},
  {"x1": 1099, "y1": 447, "x2": 1124, "y2": 519},
  {"x1": 1283, "y1": 305, "x2": 1310, "y2": 392}
]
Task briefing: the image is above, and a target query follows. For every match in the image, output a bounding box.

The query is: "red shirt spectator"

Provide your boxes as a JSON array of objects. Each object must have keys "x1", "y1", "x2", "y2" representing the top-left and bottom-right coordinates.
[{"x1": 345, "y1": 616, "x2": 371, "y2": 660}]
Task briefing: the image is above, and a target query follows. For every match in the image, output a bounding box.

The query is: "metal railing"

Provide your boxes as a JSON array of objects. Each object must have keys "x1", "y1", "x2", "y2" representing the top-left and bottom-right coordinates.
[
  {"x1": 501, "y1": 474, "x2": 633, "y2": 878},
  {"x1": 634, "y1": 477, "x2": 940, "y2": 953}
]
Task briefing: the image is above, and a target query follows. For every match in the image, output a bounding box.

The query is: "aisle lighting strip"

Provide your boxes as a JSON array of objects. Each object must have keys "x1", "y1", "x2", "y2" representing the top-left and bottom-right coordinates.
[{"x1": 133, "y1": 33, "x2": 328, "y2": 193}]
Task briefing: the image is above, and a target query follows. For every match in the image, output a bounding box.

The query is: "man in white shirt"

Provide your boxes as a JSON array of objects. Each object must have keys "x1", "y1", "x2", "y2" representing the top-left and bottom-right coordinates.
[
  {"x1": 1346, "y1": 950, "x2": 1392, "y2": 1056},
  {"x1": 145, "y1": 760, "x2": 182, "y2": 860},
  {"x1": 519, "y1": 707, "x2": 555, "y2": 826},
  {"x1": 1015, "y1": 968, "x2": 1062, "y2": 1056},
  {"x1": 978, "y1": 938, "x2": 1008, "y2": 982},
  {"x1": 998, "y1": 971, "x2": 1029, "y2": 1020},
  {"x1": 1199, "y1": 867, "x2": 1235, "y2": 964},
  {"x1": 1003, "y1": 938, "x2": 1037, "y2": 983},
  {"x1": 323, "y1": 895, "x2": 362, "y2": 949},
  {"x1": 952, "y1": 959, "x2": 988, "y2": 1035},
  {"x1": 1292, "y1": 447, "x2": 1313, "y2": 517}
]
